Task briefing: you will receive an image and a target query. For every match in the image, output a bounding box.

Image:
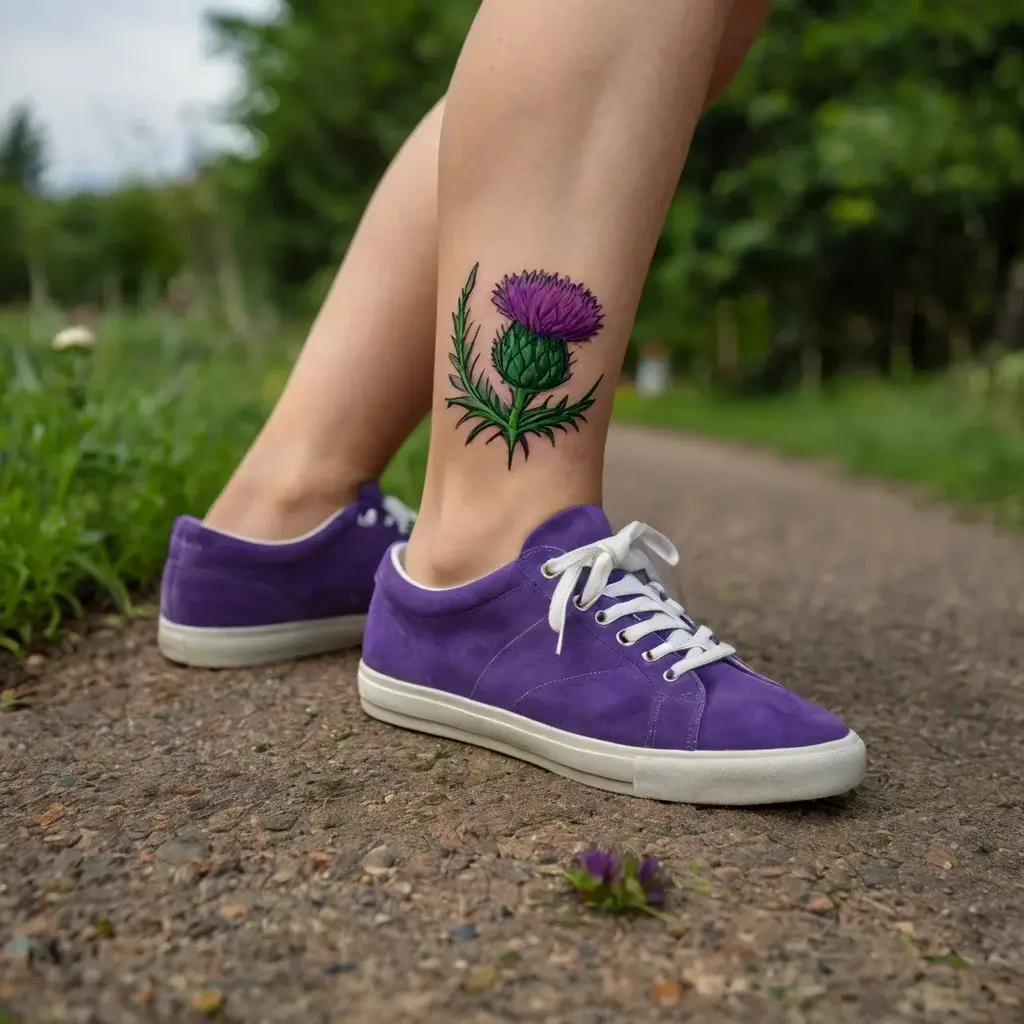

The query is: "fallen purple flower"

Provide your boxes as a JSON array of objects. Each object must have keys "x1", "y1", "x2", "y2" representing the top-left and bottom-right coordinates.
[{"x1": 575, "y1": 848, "x2": 621, "y2": 885}]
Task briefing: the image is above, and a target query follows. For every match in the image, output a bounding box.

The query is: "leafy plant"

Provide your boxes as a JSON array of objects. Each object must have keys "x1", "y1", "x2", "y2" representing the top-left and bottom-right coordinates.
[{"x1": 565, "y1": 848, "x2": 669, "y2": 918}]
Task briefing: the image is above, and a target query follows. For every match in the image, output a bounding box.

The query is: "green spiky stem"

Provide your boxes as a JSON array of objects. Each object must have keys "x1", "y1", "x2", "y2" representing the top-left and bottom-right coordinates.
[{"x1": 505, "y1": 387, "x2": 533, "y2": 468}]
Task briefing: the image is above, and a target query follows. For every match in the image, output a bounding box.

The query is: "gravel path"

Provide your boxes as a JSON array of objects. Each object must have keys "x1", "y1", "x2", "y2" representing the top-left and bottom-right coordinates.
[{"x1": 2, "y1": 426, "x2": 1023, "y2": 1023}]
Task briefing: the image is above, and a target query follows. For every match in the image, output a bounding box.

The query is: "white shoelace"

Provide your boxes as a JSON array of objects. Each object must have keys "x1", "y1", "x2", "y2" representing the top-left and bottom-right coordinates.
[
  {"x1": 357, "y1": 495, "x2": 418, "y2": 534},
  {"x1": 542, "y1": 521, "x2": 735, "y2": 677}
]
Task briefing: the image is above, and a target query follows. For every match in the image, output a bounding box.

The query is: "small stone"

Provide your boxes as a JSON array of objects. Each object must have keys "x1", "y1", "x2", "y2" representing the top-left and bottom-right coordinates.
[
  {"x1": 3, "y1": 935, "x2": 30, "y2": 963},
  {"x1": 329, "y1": 850, "x2": 362, "y2": 880},
  {"x1": 191, "y1": 989, "x2": 225, "y2": 1015},
  {"x1": 806, "y1": 894, "x2": 835, "y2": 914},
  {"x1": 207, "y1": 807, "x2": 244, "y2": 833},
  {"x1": 862, "y1": 864, "x2": 897, "y2": 888},
  {"x1": 56, "y1": 776, "x2": 76, "y2": 789},
  {"x1": 4, "y1": 934, "x2": 60, "y2": 966},
  {"x1": 134, "y1": 980, "x2": 155, "y2": 1005},
  {"x1": 172, "y1": 862, "x2": 207, "y2": 886},
  {"x1": 38, "y1": 804, "x2": 65, "y2": 829},
  {"x1": 450, "y1": 924, "x2": 479, "y2": 942},
  {"x1": 683, "y1": 963, "x2": 725, "y2": 997},
  {"x1": 261, "y1": 811, "x2": 297, "y2": 832},
  {"x1": 218, "y1": 903, "x2": 248, "y2": 920},
  {"x1": 650, "y1": 980, "x2": 685, "y2": 1006},
  {"x1": 925, "y1": 850, "x2": 955, "y2": 871},
  {"x1": 79, "y1": 856, "x2": 114, "y2": 886},
  {"x1": 362, "y1": 844, "x2": 397, "y2": 875},
  {"x1": 156, "y1": 827, "x2": 211, "y2": 865},
  {"x1": 324, "y1": 962, "x2": 358, "y2": 975},
  {"x1": 464, "y1": 964, "x2": 498, "y2": 994},
  {"x1": 579, "y1": 947, "x2": 600, "y2": 968}
]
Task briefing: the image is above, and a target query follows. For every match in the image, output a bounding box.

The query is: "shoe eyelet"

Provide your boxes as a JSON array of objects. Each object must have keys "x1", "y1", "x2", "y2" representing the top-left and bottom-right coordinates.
[
  {"x1": 540, "y1": 562, "x2": 557, "y2": 579},
  {"x1": 616, "y1": 630, "x2": 636, "y2": 647},
  {"x1": 594, "y1": 610, "x2": 608, "y2": 625},
  {"x1": 642, "y1": 650, "x2": 655, "y2": 662},
  {"x1": 663, "y1": 669, "x2": 678, "y2": 682},
  {"x1": 572, "y1": 595, "x2": 585, "y2": 611}
]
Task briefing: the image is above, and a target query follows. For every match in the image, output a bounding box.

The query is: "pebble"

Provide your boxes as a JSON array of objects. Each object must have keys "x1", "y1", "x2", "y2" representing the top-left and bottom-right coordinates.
[
  {"x1": 450, "y1": 924, "x2": 479, "y2": 942},
  {"x1": 155, "y1": 827, "x2": 211, "y2": 865},
  {"x1": 261, "y1": 811, "x2": 297, "y2": 832},
  {"x1": 79, "y1": 857, "x2": 114, "y2": 886},
  {"x1": 324, "y1": 962, "x2": 357, "y2": 975},
  {"x1": 207, "y1": 807, "x2": 244, "y2": 833},
  {"x1": 4, "y1": 934, "x2": 60, "y2": 966},
  {"x1": 363, "y1": 844, "x2": 397, "y2": 875}
]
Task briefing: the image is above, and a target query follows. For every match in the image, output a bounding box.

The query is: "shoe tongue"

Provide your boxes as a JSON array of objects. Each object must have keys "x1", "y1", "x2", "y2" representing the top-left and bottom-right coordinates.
[
  {"x1": 521, "y1": 505, "x2": 613, "y2": 555},
  {"x1": 356, "y1": 481, "x2": 383, "y2": 507}
]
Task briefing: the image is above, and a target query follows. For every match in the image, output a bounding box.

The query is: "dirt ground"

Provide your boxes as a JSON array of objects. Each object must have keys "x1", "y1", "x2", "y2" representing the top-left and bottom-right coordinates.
[{"x1": 2, "y1": 427, "x2": 1023, "y2": 1024}]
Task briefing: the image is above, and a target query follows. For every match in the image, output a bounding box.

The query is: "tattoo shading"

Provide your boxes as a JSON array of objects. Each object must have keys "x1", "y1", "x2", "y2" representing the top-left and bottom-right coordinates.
[{"x1": 447, "y1": 264, "x2": 605, "y2": 468}]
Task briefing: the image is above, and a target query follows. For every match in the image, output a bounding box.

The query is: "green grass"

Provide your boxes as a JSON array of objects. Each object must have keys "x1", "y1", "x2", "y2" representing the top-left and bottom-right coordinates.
[
  {"x1": 1, "y1": 313, "x2": 273, "y2": 650},
  {"x1": 613, "y1": 379, "x2": 1024, "y2": 524},
  {"x1": 3, "y1": 309, "x2": 1022, "y2": 654},
  {"x1": 0, "y1": 311, "x2": 429, "y2": 653}
]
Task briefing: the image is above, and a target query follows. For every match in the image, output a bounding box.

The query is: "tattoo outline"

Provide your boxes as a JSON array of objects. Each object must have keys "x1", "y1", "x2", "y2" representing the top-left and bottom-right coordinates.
[{"x1": 447, "y1": 264, "x2": 605, "y2": 468}]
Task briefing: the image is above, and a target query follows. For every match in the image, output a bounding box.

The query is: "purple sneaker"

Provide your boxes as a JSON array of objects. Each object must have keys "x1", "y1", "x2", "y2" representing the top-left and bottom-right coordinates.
[
  {"x1": 158, "y1": 483, "x2": 414, "y2": 668},
  {"x1": 358, "y1": 506, "x2": 866, "y2": 805}
]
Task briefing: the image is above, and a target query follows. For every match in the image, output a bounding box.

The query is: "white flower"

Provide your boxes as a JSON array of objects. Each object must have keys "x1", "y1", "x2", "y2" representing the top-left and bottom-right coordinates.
[{"x1": 51, "y1": 325, "x2": 97, "y2": 351}]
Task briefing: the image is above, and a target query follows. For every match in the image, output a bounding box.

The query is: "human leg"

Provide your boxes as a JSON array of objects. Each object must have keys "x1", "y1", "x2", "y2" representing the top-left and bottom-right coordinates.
[{"x1": 358, "y1": 0, "x2": 865, "y2": 804}]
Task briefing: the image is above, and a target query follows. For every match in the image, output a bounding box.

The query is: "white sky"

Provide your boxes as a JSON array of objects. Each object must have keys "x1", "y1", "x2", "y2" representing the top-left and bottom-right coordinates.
[{"x1": 0, "y1": 0, "x2": 278, "y2": 192}]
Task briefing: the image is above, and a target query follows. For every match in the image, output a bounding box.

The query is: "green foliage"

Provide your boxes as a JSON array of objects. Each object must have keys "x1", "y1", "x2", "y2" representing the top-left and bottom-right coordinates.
[
  {"x1": 209, "y1": 0, "x2": 477, "y2": 296},
  {"x1": 2, "y1": 3, "x2": 1024, "y2": 385},
  {"x1": 0, "y1": 104, "x2": 46, "y2": 193},
  {"x1": 0, "y1": 314, "x2": 272, "y2": 649},
  {"x1": 639, "y1": 0, "x2": 1024, "y2": 383},
  {"x1": 564, "y1": 849, "x2": 668, "y2": 918},
  {"x1": 0, "y1": 311, "x2": 428, "y2": 652}
]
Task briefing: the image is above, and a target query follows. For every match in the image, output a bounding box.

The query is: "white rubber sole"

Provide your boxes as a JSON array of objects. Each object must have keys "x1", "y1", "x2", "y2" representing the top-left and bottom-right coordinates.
[
  {"x1": 158, "y1": 614, "x2": 366, "y2": 668},
  {"x1": 358, "y1": 663, "x2": 867, "y2": 806}
]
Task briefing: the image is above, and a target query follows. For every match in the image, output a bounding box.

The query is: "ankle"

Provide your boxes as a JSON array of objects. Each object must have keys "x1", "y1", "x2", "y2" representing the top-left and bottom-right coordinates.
[
  {"x1": 403, "y1": 484, "x2": 596, "y2": 588},
  {"x1": 205, "y1": 454, "x2": 365, "y2": 542},
  {"x1": 404, "y1": 522, "x2": 518, "y2": 588}
]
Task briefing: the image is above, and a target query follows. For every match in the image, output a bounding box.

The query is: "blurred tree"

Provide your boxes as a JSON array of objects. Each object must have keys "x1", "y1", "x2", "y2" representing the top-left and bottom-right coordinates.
[
  {"x1": 2, "y1": 0, "x2": 1023, "y2": 386},
  {"x1": 209, "y1": 0, "x2": 476, "y2": 299},
  {"x1": 0, "y1": 103, "x2": 47, "y2": 193}
]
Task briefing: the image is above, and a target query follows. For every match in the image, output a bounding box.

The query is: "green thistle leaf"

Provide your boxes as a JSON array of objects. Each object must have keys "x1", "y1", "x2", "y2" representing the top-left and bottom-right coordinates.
[{"x1": 446, "y1": 263, "x2": 510, "y2": 438}]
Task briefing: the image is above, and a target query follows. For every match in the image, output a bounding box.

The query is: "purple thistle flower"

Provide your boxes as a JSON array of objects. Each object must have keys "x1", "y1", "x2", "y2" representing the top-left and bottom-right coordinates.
[
  {"x1": 575, "y1": 849, "x2": 621, "y2": 885},
  {"x1": 492, "y1": 270, "x2": 604, "y2": 344},
  {"x1": 638, "y1": 856, "x2": 660, "y2": 887},
  {"x1": 638, "y1": 856, "x2": 665, "y2": 907}
]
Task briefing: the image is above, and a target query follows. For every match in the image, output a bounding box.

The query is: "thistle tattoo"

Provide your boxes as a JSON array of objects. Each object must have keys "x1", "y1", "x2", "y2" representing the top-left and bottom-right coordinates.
[{"x1": 447, "y1": 264, "x2": 604, "y2": 468}]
